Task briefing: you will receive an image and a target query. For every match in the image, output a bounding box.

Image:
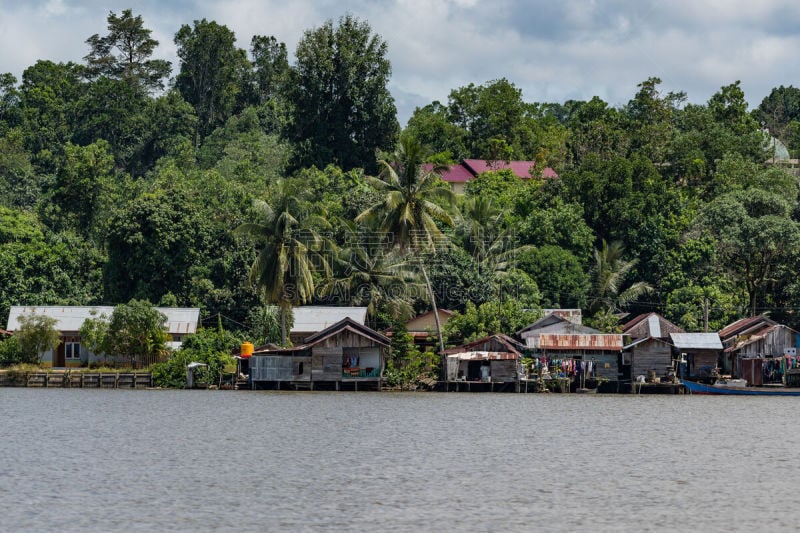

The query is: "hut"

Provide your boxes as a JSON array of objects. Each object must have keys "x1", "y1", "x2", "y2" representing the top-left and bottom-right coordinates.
[
  {"x1": 670, "y1": 332, "x2": 722, "y2": 381},
  {"x1": 249, "y1": 317, "x2": 389, "y2": 390},
  {"x1": 442, "y1": 334, "x2": 524, "y2": 384}
]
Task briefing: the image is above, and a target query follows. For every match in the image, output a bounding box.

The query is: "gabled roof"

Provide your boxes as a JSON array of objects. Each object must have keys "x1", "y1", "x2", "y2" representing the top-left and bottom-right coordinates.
[
  {"x1": 6, "y1": 305, "x2": 199, "y2": 335},
  {"x1": 623, "y1": 336, "x2": 674, "y2": 350},
  {"x1": 442, "y1": 333, "x2": 524, "y2": 356},
  {"x1": 304, "y1": 317, "x2": 389, "y2": 346},
  {"x1": 670, "y1": 332, "x2": 722, "y2": 350},
  {"x1": 254, "y1": 317, "x2": 389, "y2": 355},
  {"x1": 623, "y1": 312, "x2": 684, "y2": 339},
  {"x1": 723, "y1": 323, "x2": 799, "y2": 353},
  {"x1": 719, "y1": 315, "x2": 777, "y2": 340},
  {"x1": 291, "y1": 306, "x2": 367, "y2": 333},
  {"x1": 518, "y1": 314, "x2": 599, "y2": 337},
  {"x1": 406, "y1": 309, "x2": 453, "y2": 331}
]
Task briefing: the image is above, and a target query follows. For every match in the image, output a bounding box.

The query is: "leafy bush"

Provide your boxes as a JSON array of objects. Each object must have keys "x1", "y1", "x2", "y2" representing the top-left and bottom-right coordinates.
[
  {"x1": 151, "y1": 327, "x2": 240, "y2": 388},
  {"x1": 0, "y1": 336, "x2": 22, "y2": 367}
]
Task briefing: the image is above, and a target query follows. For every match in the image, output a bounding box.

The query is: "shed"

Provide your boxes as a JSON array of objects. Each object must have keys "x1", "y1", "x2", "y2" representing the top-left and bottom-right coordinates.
[
  {"x1": 670, "y1": 332, "x2": 722, "y2": 379},
  {"x1": 442, "y1": 334, "x2": 523, "y2": 383},
  {"x1": 719, "y1": 316, "x2": 798, "y2": 375}
]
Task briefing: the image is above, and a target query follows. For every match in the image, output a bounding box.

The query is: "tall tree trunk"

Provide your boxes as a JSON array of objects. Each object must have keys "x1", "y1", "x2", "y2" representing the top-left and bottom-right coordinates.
[{"x1": 420, "y1": 261, "x2": 444, "y2": 354}]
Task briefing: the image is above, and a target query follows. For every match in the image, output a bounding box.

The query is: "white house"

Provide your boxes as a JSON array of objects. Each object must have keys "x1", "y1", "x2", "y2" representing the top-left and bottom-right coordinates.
[{"x1": 5, "y1": 305, "x2": 200, "y2": 368}]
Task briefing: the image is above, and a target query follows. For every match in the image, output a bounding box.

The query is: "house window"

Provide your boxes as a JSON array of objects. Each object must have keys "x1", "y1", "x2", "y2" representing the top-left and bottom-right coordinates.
[
  {"x1": 173, "y1": 335, "x2": 182, "y2": 343},
  {"x1": 65, "y1": 342, "x2": 81, "y2": 360}
]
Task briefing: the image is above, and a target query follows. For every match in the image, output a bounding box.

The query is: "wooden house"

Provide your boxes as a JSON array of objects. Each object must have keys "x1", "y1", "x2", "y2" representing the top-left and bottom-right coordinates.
[
  {"x1": 623, "y1": 337, "x2": 675, "y2": 381},
  {"x1": 442, "y1": 334, "x2": 524, "y2": 383},
  {"x1": 249, "y1": 317, "x2": 389, "y2": 390},
  {"x1": 537, "y1": 333, "x2": 624, "y2": 380},
  {"x1": 718, "y1": 316, "x2": 799, "y2": 375},
  {"x1": 517, "y1": 314, "x2": 600, "y2": 349},
  {"x1": 623, "y1": 312, "x2": 684, "y2": 341},
  {"x1": 670, "y1": 332, "x2": 722, "y2": 380},
  {"x1": 5, "y1": 305, "x2": 199, "y2": 367}
]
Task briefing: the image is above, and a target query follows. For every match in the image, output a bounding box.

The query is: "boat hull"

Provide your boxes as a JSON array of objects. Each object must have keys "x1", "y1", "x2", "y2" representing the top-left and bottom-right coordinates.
[{"x1": 682, "y1": 380, "x2": 800, "y2": 396}]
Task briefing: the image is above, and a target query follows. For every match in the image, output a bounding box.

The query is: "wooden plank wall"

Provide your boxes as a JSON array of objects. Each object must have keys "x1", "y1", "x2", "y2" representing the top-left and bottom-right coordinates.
[
  {"x1": 490, "y1": 360, "x2": 517, "y2": 382},
  {"x1": 632, "y1": 342, "x2": 672, "y2": 378}
]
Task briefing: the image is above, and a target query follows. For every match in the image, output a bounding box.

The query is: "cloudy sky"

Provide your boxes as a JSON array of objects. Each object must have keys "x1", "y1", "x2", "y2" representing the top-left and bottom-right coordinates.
[{"x1": 3, "y1": 0, "x2": 800, "y2": 124}]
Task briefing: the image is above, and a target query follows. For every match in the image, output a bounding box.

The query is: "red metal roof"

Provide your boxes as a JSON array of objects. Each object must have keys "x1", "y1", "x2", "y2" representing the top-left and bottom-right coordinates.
[
  {"x1": 424, "y1": 159, "x2": 558, "y2": 183},
  {"x1": 423, "y1": 162, "x2": 475, "y2": 183},
  {"x1": 539, "y1": 334, "x2": 623, "y2": 350}
]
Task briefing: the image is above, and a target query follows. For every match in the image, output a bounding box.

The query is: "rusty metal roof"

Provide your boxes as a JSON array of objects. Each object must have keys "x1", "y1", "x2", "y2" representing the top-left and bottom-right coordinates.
[
  {"x1": 538, "y1": 334, "x2": 623, "y2": 350},
  {"x1": 719, "y1": 315, "x2": 776, "y2": 339}
]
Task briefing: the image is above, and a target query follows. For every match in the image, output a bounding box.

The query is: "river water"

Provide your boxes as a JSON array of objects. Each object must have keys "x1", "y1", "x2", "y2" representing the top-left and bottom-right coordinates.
[{"x1": 1, "y1": 389, "x2": 798, "y2": 532}]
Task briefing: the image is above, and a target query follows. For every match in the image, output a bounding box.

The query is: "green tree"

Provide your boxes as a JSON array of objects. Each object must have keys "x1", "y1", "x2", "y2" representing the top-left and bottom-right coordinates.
[
  {"x1": 78, "y1": 310, "x2": 110, "y2": 363},
  {"x1": 84, "y1": 9, "x2": 171, "y2": 94},
  {"x1": 104, "y1": 185, "x2": 213, "y2": 304},
  {"x1": 246, "y1": 35, "x2": 290, "y2": 106},
  {"x1": 235, "y1": 181, "x2": 331, "y2": 345},
  {"x1": 15, "y1": 313, "x2": 61, "y2": 364},
  {"x1": 588, "y1": 240, "x2": 653, "y2": 317},
  {"x1": 105, "y1": 300, "x2": 168, "y2": 367},
  {"x1": 357, "y1": 135, "x2": 455, "y2": 352},
  {"x1": 695, "y1": 189, "x2": 800, "y2": 316},
  {"x1": 174, "y1": 19, "x2": 249, "y2": 144},
  {"x1": 290, "y1": 15, "x2": 398, "y2": 171}
]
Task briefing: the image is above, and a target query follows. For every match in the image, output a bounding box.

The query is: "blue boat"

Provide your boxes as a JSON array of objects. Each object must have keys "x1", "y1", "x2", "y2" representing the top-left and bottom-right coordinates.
[{"x1": 682, "y1": 379, "x2": 800, "y2": 396}]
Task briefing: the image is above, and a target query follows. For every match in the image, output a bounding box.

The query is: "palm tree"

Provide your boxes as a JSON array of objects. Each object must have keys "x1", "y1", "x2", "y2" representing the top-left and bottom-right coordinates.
[
  {"x1": 589, "y1": 239, "x2": 653, "y2": 318},
  {"x1": 235, "y1": 181, "x2": 331, "y2": 345},
  {"x1": 320, "y1": 224, "x2": 421, "y2": 327},
  {"x1": 356, "y1": 135, "x2": 456, "y2": 353}
]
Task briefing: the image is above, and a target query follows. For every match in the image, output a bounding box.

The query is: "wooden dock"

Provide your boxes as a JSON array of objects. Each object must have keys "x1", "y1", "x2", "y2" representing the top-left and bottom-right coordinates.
[{"x1": 0, "y1": 371, "x2": 153, "y2": 389}]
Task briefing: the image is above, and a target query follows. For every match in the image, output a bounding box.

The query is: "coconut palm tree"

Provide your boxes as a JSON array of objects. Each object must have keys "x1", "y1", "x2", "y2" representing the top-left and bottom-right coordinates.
[
  {"x1": 589, "y1": 239, "x2": 653, "y2": 318},
  {"x1": 320, "y1": 225, "x2": 421, "y2": 327},
  {"x1": 235, "y1": 181, "x2": 331, "y2": 345},
  {"x1": 356, "y1": 135, "x2": 456, "y2": 353}
]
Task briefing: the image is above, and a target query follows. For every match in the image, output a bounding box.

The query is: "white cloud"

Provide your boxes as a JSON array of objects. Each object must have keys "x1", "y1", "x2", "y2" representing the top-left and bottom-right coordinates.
[{"x1": 2, "y1": 0, "x2": 800, "y2": 123}]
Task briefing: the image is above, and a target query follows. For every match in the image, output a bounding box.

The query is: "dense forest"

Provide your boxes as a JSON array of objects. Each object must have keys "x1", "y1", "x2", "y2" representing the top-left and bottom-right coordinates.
[{"x1": 3, "y1": 9, "x2": 800, "y2": 344}]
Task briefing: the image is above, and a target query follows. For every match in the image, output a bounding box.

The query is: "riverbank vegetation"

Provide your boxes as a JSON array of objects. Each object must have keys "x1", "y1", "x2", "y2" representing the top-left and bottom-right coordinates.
[{"x1": 2, "y1": 9, "x2": 800, "y2": 382}]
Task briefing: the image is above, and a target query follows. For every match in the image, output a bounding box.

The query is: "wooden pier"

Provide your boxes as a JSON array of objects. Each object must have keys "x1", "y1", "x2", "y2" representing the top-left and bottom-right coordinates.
[{"x1": 0, "y1": 371, "x2": 153, "y2": 389}]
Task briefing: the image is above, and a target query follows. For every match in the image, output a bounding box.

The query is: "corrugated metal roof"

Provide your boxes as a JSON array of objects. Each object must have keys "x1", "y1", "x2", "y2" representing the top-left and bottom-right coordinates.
[
  {"x1": 623, "y1": 336, "x2": 673, "y2": 350},
  {"x1": 292, "y1": 306, "x2": 367, "y2": 333},
  {"x1": 719, "y1": 315, "x2": 776, "y2": 339},
  {"x1": 424, "y1": 159, "x2": 558, "y2": 184},
  {"x1": 539, "y1": 334, "x2": 623, "y2": 350},
  {"x1": 670, "y1": 333, "x2": 722, "y2": 350},
  {"x1": 6, "y1": 306, "x2": 199, "y2": 335}
]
